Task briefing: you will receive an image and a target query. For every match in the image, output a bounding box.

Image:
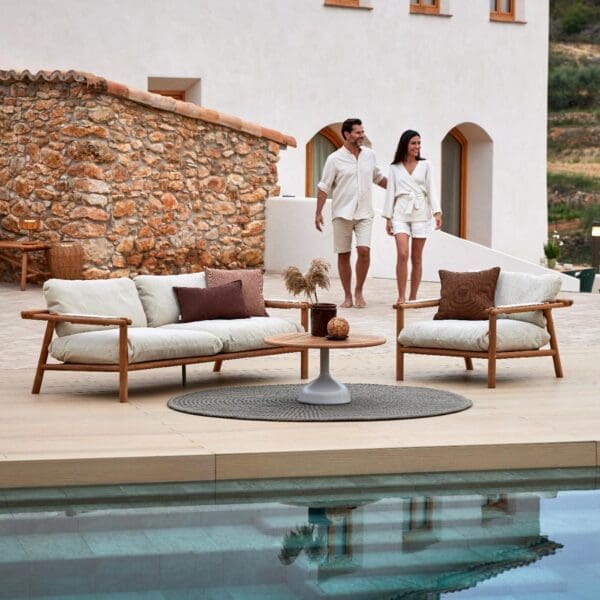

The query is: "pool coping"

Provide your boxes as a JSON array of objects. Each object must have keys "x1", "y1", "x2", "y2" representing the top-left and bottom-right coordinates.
[{"x1": 1, "y1": 441, "x2": 598, "y2": 489}]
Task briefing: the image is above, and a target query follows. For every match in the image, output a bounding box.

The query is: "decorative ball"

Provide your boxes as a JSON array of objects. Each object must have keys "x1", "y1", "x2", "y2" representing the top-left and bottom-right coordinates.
[{"x1": 327, "y1": 317, "x2": 349, "y2": 339}]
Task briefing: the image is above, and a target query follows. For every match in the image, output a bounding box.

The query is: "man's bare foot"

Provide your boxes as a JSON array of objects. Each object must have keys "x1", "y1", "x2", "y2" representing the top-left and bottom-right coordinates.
[
  {"x1": 354, "y1": 292, "x2": 366, "y2": 308},
  {"x1": 340, "y1": 297, "x2": 353, "y2": 308},
  {"x1": 396, "y1": 297, "x2": 406, "y2": 306}
]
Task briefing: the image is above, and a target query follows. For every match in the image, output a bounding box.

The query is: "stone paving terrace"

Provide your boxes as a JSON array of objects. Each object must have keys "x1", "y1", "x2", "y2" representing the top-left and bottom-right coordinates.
[{"x1": 0, "y1": 274, "x2": 599, "y2": 488}]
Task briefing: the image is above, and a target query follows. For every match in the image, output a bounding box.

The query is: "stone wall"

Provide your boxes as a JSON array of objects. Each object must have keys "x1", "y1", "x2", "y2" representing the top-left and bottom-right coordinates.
[{"x1": 0, "y1": 71, "x2": 294, "y2": 282}]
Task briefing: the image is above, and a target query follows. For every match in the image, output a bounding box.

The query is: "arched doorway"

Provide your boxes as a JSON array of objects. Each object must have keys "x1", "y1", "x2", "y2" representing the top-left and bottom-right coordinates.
[
  {"x1": 441, "y1": 123, "x2": 493, "y2": 247},
  {"x1": 305, "y1": 125, "x2": 343, "y2": 197},
  {"x1": 441, "y1": 128, "x2": 467, "y2": 238}
]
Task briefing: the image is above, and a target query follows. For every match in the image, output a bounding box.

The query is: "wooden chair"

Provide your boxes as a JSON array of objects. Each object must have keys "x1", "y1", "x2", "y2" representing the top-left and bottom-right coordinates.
[{"x1": 395, "y1": 297, "x2": 573, "y2": 388}]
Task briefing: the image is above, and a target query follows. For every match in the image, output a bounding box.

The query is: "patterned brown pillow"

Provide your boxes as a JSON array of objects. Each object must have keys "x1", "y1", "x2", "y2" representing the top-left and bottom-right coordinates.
[
  {"x1": 173, "y1": 280, "x2": 250, "y2": 322},
  {"x1": 434, "y1": 267, "x2": 501, "y2": 320},
  {"x1": 204, "y1": 268, "x2": 268, "y2": 316}
]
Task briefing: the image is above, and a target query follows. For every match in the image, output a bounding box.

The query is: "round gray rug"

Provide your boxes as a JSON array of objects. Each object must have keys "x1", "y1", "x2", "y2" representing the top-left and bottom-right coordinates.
[{"x1": 167, "y1": 384, "x2": 472, "y2": 422}]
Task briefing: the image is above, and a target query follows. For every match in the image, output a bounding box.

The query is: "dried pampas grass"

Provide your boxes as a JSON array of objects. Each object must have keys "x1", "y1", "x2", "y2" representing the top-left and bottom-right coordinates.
[{"x1": 283, "y1": 258, "x2": 331, "y2": 304}]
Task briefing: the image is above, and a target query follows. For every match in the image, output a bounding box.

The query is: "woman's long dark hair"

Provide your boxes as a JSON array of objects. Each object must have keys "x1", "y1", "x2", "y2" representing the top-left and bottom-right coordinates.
[{"x1": 392, "y1": 130, "x2": 424, "y2": 164}]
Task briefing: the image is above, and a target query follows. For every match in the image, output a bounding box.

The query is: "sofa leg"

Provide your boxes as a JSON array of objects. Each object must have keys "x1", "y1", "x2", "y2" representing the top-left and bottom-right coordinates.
[
  {"x1": 545, "y1": 309, "x2": 564, "y2": 378},
  {"x1": 396, "y1": 348, "x2": 404, "y2": 381},
  {"x1": 181, "y1": 364, "x2": 187, "y2": 386},
  {"x1": 213, "y1": 360, "x2": 223, "y2": 373},
  {"x1": 300, "y1": 349, "x2": 308, "y2": 380},
  {"x1": 464, "y1": 357, "x2": 473, "y2": 371},
  {"x1": 119, "y1": 324, "x2": 129, "y2": 403},
  {"x1": 32, "y1": 321, "x2": 55, "y2": 394}
]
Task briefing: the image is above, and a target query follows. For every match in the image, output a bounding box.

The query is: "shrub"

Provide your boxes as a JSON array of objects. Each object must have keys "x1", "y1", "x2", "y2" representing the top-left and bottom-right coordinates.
[
  {"x1": 547, "y1": 172, "x2": 600, "y2": 194},
  {"x1": 581, "y1": 203, "x2": 600, "y2": 233},
  {"x1": 558, "y1": 231, "x2": 592, "y2": 265},
  {"x1": 561, "y1": 1, "x2": 595, "y2": 35},
  {"x1": 548, "y1": 64, "x2": 600, "y2": 110},
  {"x1": 548, "y1": 202, "x2": 583, "y2": 222}
]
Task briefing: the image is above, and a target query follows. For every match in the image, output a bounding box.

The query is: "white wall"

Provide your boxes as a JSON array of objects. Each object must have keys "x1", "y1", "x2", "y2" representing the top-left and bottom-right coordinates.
[
  {"x1": 266, "y1": 197, "x2": 579, "y2": 293},
  {"x1": 1, "y1": 0, "x2": 549, "y2": 263}
]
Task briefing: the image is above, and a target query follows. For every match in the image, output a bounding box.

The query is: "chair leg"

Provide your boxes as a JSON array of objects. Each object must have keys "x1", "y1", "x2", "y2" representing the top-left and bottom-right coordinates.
[
  {"x1": 396, "y1": 347, "x2": 404, "y2": 381},
  {"x1": 544, "y1": 309, "x2": 564, "y2": 378},
  {"x1": 213, "y1": 360, "x2": 223, "y2": 373},
  {"x1": 464, "y1": 357, "x2": 473, "y2": 371},
  {"x1": 487, "y1": 314, "x2": 497, "y2": 388},
  {"x1": 32, "y1": 321, "x2": 55, "y2": 394},
  {"x1": 300, "y1": 349, "x2": 308, "y2": 380},
  {"x1": 487, "y1": 360, "x2": 496, "y2": 388}
]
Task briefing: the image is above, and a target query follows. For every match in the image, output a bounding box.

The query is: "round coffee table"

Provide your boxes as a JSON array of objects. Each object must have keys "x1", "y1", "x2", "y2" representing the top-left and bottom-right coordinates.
[{"x1": 264, "y1": 332, "x2": 386, "y2": 405}]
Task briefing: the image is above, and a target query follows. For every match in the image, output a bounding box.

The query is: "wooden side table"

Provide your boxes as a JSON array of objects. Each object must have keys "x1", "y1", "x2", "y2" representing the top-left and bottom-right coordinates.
[
  {"x1": 264, "y1": 332, "x2": 386, "y2": 405},
  {"x1": 0, "y1": 241, "x2": 52, "y2": 290}
]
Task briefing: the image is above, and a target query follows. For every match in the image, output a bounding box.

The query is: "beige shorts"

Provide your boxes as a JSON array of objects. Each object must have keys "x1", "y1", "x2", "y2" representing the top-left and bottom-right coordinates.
[
  {"x1": 333, "y1": 217, "x2": 373, "y2": 254},
  {"x1": 392, "y1": 219, "x2": 434, "y2": 238}
]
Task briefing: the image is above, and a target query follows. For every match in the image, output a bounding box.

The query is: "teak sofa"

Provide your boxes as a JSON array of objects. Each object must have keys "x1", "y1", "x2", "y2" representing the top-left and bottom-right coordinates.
[
  {"x1": 22, "y1": 273, "x2": 309, "y2": 402},
  {"x1": 395, "y1": 271, "x2": 573, "y2": 387}
]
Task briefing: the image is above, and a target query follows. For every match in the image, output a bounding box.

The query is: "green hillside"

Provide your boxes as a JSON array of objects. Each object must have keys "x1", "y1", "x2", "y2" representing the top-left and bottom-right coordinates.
[{"x1": 547, "y1": 0, "x2": 600, "y2": 265}]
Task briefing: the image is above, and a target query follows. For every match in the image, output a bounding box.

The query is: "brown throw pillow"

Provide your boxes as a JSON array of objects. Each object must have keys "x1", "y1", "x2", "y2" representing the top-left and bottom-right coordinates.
[
  {"x1": 204, "y1": 267, "x2": 268, "y2": 316},
  {"x1": 173, "y1": 280, "x2": 250, "y2": 322},
  {"x1": 434, "y1": 267, "x2": 501, "y2": 320}
]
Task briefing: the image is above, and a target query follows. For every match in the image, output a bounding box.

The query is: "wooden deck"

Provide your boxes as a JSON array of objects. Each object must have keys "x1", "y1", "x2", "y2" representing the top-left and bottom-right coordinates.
[{"x1": 1, "y1": 274, "x2": 598, "y2": 488}]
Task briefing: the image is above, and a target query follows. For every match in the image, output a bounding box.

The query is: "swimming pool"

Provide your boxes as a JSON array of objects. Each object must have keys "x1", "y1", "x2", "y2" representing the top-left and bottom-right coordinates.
[{"x1": 1, "y1": 468, "x2": 598, "y2": 598}]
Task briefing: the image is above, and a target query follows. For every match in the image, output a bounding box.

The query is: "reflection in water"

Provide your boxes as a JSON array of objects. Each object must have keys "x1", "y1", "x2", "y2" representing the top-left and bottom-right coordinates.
[
  {"x1": 278, "y1": 492, "x2": 563, "y2": 597},
  {"x1": 279, "y1": 506, "x2": 359, "y2": 577},
  {"x1": 1, "y1": 470, "x2": 598, "y2": 598}
]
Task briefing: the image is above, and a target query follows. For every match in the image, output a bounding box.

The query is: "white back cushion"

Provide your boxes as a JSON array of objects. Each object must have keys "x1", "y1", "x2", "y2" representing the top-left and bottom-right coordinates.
[
  {"x1": 44, "y1": 278, "x2": 148, "y2": 336},
  {"x1": 495, "y1": 271, "x2": 561, "y2": 327},
  {"x1": 134, "y1": 272, "x2": 206, "y2": 327}
]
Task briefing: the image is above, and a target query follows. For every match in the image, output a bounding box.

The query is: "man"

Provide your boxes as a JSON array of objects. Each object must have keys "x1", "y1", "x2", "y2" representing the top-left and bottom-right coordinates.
[{"x1": 315, "y1": 118, "x2": 387, "y2": 308}]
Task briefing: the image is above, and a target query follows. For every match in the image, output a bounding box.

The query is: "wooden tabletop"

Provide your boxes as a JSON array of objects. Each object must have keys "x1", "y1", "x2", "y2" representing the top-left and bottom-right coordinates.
[
  {"x1": 264, "y1": 332, "x2": 386, "y2": 350},
  {"x1": 0, "y1": 241, "x2": 52, "y2": 250}
]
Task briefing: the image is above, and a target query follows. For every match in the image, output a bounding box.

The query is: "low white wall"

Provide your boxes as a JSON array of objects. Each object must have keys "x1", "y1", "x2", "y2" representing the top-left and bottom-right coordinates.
[{"x1": 266, "y1": 197, "x2": 579, "y2": 293}]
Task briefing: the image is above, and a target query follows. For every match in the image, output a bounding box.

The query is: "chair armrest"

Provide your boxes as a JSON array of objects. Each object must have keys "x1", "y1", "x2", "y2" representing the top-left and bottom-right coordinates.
[
  {"x1": 394, "y1": 298, "x2": 441, "y2": 310},
  {"x1": 265, "y1": 299, "x2": 311, "y2": 310},
  {"x1": 21, "y1": 309, "x2": 133, "y2": 326},
  {"x1": 489, "y1": 299, "x2": 573, "y2": 316}
]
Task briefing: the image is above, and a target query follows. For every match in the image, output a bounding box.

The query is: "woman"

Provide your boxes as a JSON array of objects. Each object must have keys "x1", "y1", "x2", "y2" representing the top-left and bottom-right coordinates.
[{"x1": 382, "y1": 130, "x2": 442, "y2": 304}]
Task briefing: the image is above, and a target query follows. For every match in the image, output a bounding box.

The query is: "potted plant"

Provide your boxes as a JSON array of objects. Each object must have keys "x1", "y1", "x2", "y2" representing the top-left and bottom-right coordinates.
[
  {"x1": 283, "y1": 258, "x2": 335, "y2": 336},
  {"x1": 544, "y1": 236, "x2": 561, "y2": 269}
]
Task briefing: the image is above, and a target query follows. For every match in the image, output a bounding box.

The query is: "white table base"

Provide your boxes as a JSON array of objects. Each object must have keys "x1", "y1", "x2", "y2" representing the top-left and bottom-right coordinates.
[{"x1": 298, "y1": 347, "x2": 351, "y2": 405}]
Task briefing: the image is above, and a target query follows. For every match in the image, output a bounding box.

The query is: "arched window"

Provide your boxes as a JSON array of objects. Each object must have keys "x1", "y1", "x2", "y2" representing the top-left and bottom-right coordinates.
[{"x1": 305, "y1": 126, "x2": 343, "y2": 197}]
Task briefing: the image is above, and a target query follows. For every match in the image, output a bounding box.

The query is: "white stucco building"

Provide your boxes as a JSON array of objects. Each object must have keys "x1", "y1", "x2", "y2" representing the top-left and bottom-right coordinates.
[{"x1": 3, "y1": 0, "x2": 573, "y2": 287}]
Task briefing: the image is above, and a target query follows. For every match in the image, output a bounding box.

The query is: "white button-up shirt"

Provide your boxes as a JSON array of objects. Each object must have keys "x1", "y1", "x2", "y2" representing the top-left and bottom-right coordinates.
[{"x1": 317, "y1": 146, "x2": 384, "y2": 220}]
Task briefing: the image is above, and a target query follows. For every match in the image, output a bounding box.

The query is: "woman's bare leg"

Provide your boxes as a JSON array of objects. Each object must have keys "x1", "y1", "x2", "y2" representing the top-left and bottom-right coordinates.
[
  {"x1": 409, "y1": 237, "x2": 427, "y2": 300},
  {"x1": 394, "y1": 233, "x2": 410, "y2": 304}
]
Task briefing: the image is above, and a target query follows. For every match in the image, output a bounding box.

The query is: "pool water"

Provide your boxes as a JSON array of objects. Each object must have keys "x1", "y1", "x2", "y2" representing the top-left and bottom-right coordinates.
[{"x1": 1, "y1": 468, "x2": 599, "y2": 599}]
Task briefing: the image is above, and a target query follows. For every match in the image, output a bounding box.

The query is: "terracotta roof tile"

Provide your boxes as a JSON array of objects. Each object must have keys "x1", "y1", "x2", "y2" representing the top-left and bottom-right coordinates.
[{"x1": 0, "y1": 69, "x2": 296, "y2": 147}]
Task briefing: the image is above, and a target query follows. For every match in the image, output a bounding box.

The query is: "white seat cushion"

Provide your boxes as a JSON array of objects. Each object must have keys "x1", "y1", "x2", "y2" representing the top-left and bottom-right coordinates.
[
  {"x1": 49, "y1": 328, "x2": 222, "y2": 364},
  {"x1": 399, "y1": 319, "x2": 550, "y2": 352},
  {"x1": 162, "y1": 317, "x2": 303, "y2": 353},
  {"x1": 44, "y1": 278, "x2": 147, "y2": 337},
  {"x1": 495, "y1": 271, "x2": 561, "y2": 327},
  {"x1": 134, "y1": 272, "x2": 206, "y2": 327}
]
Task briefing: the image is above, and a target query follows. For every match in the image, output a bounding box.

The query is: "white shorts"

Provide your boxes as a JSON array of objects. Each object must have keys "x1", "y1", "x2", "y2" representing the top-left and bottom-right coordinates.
[
  {"x1": 333, "y1": 217, "x2": 373, "y2": 254},
  {"x1": 392, "y1": 219, "x2": 434, "y2": 238}
]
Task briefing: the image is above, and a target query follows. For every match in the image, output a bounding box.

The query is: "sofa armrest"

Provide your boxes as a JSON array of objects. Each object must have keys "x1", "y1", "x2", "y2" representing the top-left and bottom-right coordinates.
[
  {"x1": 490, "y1": 299, "x2": 573, "y2": 316},
  {"x1": 264, "y1": 299, "x2": 310, "y2": 333},
  {"x1": 21, "y1": 309, "x2": 133, "y2": 326},
  {"x1": 264, "y1": 299, "x2": 311, "y2": 310}
]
